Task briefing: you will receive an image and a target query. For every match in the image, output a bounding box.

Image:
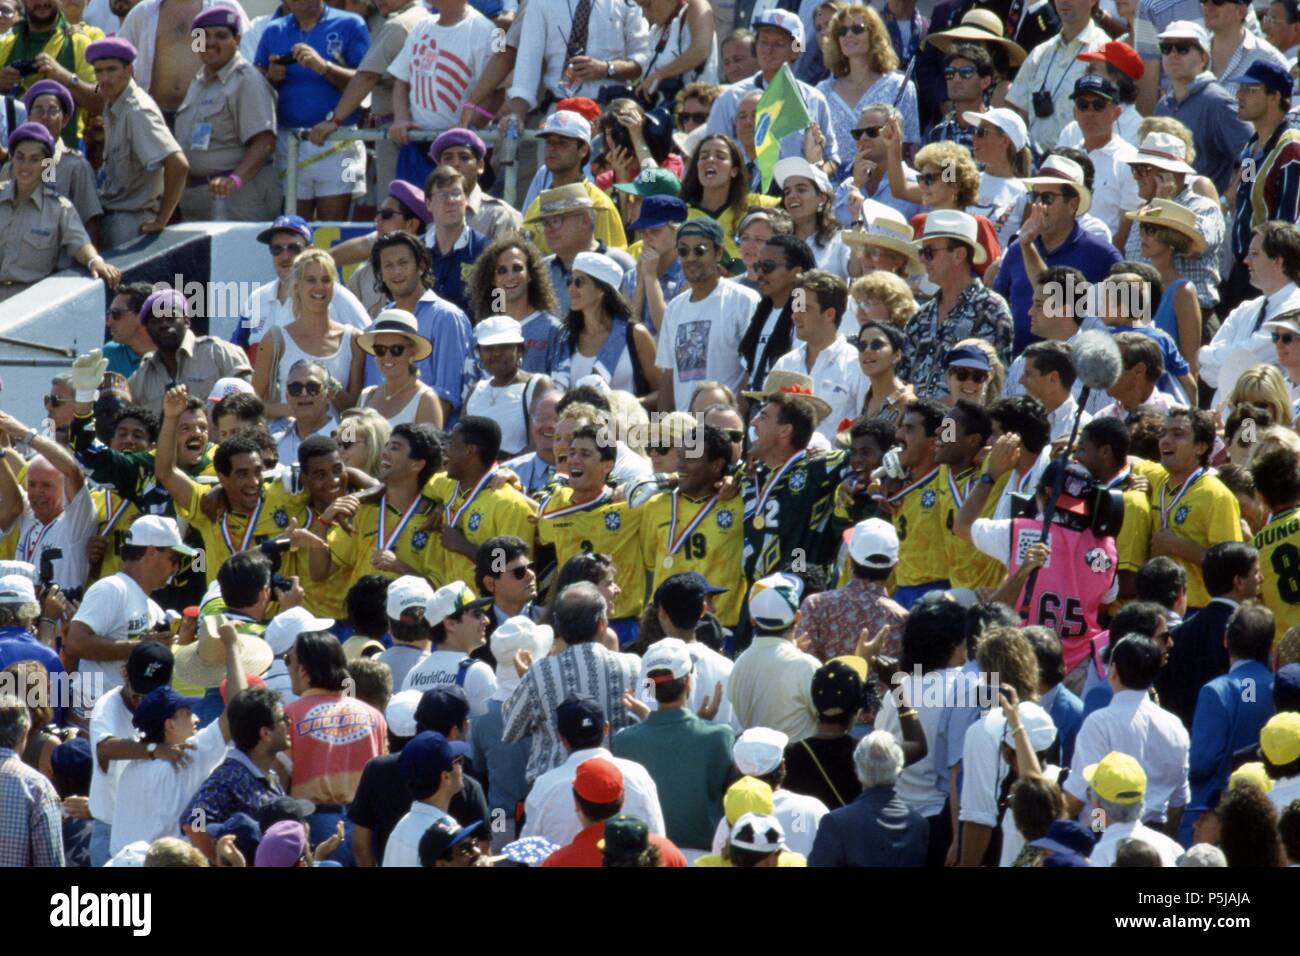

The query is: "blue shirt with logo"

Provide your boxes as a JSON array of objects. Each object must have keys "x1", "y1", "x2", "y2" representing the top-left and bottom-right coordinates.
[{"x1": 255, "y1": 7, "x2": 371, "y2": 128}]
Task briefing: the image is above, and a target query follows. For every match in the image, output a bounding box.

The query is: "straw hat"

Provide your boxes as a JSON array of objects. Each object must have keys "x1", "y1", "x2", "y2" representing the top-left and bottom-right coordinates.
[
  {"x1": 740, "y1": 370, "x2": 833, "y2": 422},
  {"x1": 925, "y1": 9, "x2": 1027, "y2": 66},
  {"x1": 842, "y1": 217, "x2": 924, "y2": 276},
  {"x1": 358, "y1": 309, "x2": 433, "y2": 363},
  {"x1": 173, "y1": 625, "x2": 274, "y2": 689},
  {"x1": 523, "y1": 182, "x2": 596, "y2": 225},
  {"x1": 1125, "y1": 198, "x2": 1207, "y2": 255}
]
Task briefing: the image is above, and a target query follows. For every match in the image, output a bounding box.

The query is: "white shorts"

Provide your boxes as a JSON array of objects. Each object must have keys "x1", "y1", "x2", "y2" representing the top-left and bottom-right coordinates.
[{"x1": 276, "y1": 131, "x2": 366, "y2": 200}]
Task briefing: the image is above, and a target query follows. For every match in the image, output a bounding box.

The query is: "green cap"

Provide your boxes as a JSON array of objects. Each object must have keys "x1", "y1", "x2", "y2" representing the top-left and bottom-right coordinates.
[
  {"x1": 613, "y1": 167, "x2": 682, "y2": 197},
  {"x1": 677, "y1": 216, "x2": 725, "y2": 245},
  {"x1": 597, "y1": 814, "x2": 650, "y2": 856}
]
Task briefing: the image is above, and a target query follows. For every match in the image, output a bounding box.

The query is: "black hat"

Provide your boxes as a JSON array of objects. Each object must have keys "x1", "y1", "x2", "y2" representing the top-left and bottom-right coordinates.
[
  {"x1": 418, "y1": 817, "x2": 482, "y2": 865},
  {"x1": 557, "y1": 694, "x2": 605, "y2": 748},
  {"x1": 254, "y1": 795, "x2": 316, "y2": 830},
  {"x1": 598, "y1": 814, "x2": 649, "y2": 858},
  {"x1": 1070, "y1": 73, "x2": 1120, "y2": 103},
  {"x1": 811, "y1": 660, "x2": 865, "y2": 718},
  {"x1": 415, "y1": 686, "x2": 471, "y2": 736},
  {"x1": 653, "y1": 573, "x2": 710, "y2": 621},
  {"x1": 126, "y1": 640, "x2": 174, "y2": 694}
]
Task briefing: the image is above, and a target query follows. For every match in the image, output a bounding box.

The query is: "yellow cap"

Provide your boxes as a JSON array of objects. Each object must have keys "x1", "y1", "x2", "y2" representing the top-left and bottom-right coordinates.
[
  {"x1": 724, "y1": 776, "x2": 774, "y2": 824},
  {"x1": 828, "y1": 655, "x2": 869, "y2": 682},
  {"x1": 1082, "y1": 751, "x2": 1146, "y2": 804},
  {"x1": 1261, "y1": 712, "x2": 1300, "y2": 766},
  {"x1": 1228, "y1": 761, "x2": 1274, "y2": 794}
]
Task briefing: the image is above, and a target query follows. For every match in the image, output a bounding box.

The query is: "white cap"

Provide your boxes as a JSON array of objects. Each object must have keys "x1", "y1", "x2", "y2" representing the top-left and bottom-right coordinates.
[
  {"x1": 747, "y1": 572, "x2": 804, "y2": 632},
  {"x1": 264, "y1": 606, "x2": 335, "y2": 656},
  {"x1": 491, "y1": 616, "x2": 554, "y2": 699},
  {"x1": 1158, "y1": 19, "x2": 1209, "y2": 51},
  {"x1": 641, "y1": 637, "x2": 694, "y2": 680},
  {"x1": 387, "y1": 575, "x2": 435, "y2": 620},
  {"x1": 540, "y1": 110, "x2": 592, "y2": 144},
  {"x1": 1127, "y1": 132, "x2": 1197, "y2": 175},
  {"x1": 123, "y1": 515, "x2": 198, "y2": 556},
  {"x1": 961, "y1": 107, "x2": 1028, "y2": 152},
  {"x1": 753, "y1": 8, "x2": 805, "y2": 47},
  {"x1": 0, "y1": 574, "x2": 37, "y2": 604},
  {"x1": 914, "y1": 208, "x2": 988, "y2": 264},
  {"x1": 733, "y1": 727, "x2": 789, "y2": 776},
  {"x1": 730, "y1": 812, "x2": 786, "y2": 853},
  {"x1": 425, "y1": 581, "x2": 491, "y2": 629},
  {"x1": 208, "y1": 377, "x2": 255, "y2": 404},
  {"x1": 571, "y1": 251, "x2": 625, "y2": 291},
  {"x1": 572, "y1": 374, "x2": 611, "y2": 393},
  {"x1": 475, "y1": 315, "x2": 525, "y2": 347},
  {"x1": 845, "y1": 518, "x2": 899, "y2": 569},
  {"x1": 0, "y1": 561, "x2": 37, "y2": 584},
  {"x1": 773, "y1": 156, "x2": 832, "y2": 195},
  {"x1": 994, "y1": 700, "x2": 1058, "y2": 753},
  {"x1": 386, "y1": 689, "x2": 423, "y2": 739}
]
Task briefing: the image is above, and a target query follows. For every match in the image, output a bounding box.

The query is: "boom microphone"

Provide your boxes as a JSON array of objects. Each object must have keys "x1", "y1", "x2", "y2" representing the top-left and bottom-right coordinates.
[{"x1": 1072, "y1": 329, "x2": 1123, "y2": 392}]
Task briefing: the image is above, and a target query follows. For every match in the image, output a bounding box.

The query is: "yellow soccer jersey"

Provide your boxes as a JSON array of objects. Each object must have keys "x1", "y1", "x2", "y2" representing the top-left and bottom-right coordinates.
[
  {"x1": 1131, "y1": 457, "x2": 1166, "y2": 504},
  {"x1": 1153, "y1": 468, "x2": 1243, "y2": 608},
  {"x1": 941, "y1": 465, "x2": 1007, "y2": 590},
  {"x1": 537, "y1": 487, "x2": 644, "y2": 620},
  {"x1": 888, "y1": 467, "x2": 947, "y2": 587},
  {"x1": 424, "y1": 473, "x2": 537, "y2": 589},
  {"x1": 639, "y1": 489, "x2": 745, "y2": 627},
  {"x1": 90, "y1": 487, "x2": 139, "y2": 583},
  {"x1": 178, "y1": 479, "x2": 308, "y2": 584},
  {"x1": 1254, "y1": 506, "x2": 1300, "y2": 647},
  {"x1": 283, "y1": 505, "x2": 352, "y2": 621},
  {"x1": 327, "y1": 492, "x2": 442, "y2": 590}
]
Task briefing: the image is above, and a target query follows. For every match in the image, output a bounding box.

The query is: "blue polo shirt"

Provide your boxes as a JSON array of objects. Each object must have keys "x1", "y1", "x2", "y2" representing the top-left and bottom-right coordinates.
[
  {"x1": 1106, "y1": 324, "x2": 1191, "y2": 403},
  {"x1": 363, "y1": 289, "x2": 476, "y2": 425},
  {"x1": 102, "y1": 341, "x2": 143, "y2": 378},
  {"x1": 254, "y1": 7, "x2": 370, "y2": 129},
  {"x1": 426, "y1": 225, "x2": 489, "y2": 317},
  {"x1": 993, "y1": 223, "x2": 1122, "y2": 355}
]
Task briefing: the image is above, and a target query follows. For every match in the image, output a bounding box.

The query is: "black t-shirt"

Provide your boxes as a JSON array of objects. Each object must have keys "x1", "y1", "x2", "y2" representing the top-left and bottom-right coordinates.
[
  {"x1": 348, "y1": 755, "x2": 490, "y2": 860},
  {"x1": 781, "y1": 736, "x2": 862, "y2": 810}
]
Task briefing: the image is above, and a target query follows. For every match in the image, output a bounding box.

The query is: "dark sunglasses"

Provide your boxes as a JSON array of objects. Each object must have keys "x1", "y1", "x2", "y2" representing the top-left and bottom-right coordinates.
[
  {"x1": 568, "y1": 274, "x2": 589, "y2": 288},
  {"x1": 500, "y1": 563, "x2": 533, "y2": 580},
  {"x1": 754, "y1": 259, "x2": 785, "y2": 274},
  {"x1": 372, "y1": 343, "x2": 408, "y2": 357},
  {"x1": 1273, "y1": 331, "x2": 1297, "y2": 345},
  {"x1": 1138, "y1": 222, "x2": 1166, "y2": 236},
  {"x1": 270, "y1": 243, "x2": 305, "y2": 256},
  {"x1": 723, "y1": 429, "x2": 744, "y2": 443},
  {"x1": 973, "y1": 125, "x2": 1003, "y2": 139},
  {"x1": 106, "y1": 307, "x2": 134, "y2": 320},
  {"x1": 947, "y1": 367, "x2": 990, "y2": 384},
  {"x1": 676, "y1": 110, "x2": 710, "y2": 124},
  {"x1": 375, "y1": 208, "x2": 403, "y2": 220},
  {"x1": 917, "y1": 172, "x2": 942, "y2": 186},
  {"x1": 837, "y1": 22, "x2": 867, "y2": 36},
  {"x1": 338, "y1": 439, "x2": 362, "y2": 450},
  {"x1": 856, "y1": 336, "x2": 891, "y2": 353},
  {"x1": 1073, "y1": 96, "x2": 1111, "y2": 112},
  {"x1": 851, "y1": 125, "x2": 883, "y2": 140},
  {"x1": 1029, "y1": 190, "x2": 1068, "y2": 205},
  {"x1": 44, "y1": 394, "x2": 68, "y2": 406},
  {"x1": 917, "y1": 243, "x2": 958, "y2": 261},
  {"x1": 1159, "y1": 41, "x2": 1197, "y2": 55},
  {"x1": 676, "y1": 242, "x2": 711, "y2": 258},
  {"x1": 287, "y1": 381, "x2": 325, "y2": 396},
  {"x1": 944, "y1": 65, "x2": 978, "y2": 80}
]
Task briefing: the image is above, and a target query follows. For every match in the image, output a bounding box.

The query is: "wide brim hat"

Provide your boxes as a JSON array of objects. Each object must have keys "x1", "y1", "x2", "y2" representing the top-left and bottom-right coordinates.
[
  {"x1": 1125, "y1": 132, "x2": 1197, "y2": 176},
  {"x1": 842, "y1": 217, "x2": 924, "y2": 275},
  {"x1": 740, "y1": 369, "x2": 833, "y2": 422},
  {"x1": 925, "y1": 9, "x2": 1027, "y2": 66},
  {"x1": 912, "y1": 209, "x2": 988, "y2": 265},
  {"x1": 173, "y1": 630, "x2": 274, "y2": 689},
  {"x1": 1022, "y1": 160, "x2": 1093, "y2": 216},
  {"x1": 523, "y1": 182, "x2": 596, "y2": 225},
  {"x1": 358, "y1": 308, "x2": 433, "y2": 362},
  {"x1": 1125, "y1": 199, "x2": 1207, "y2": 256}
]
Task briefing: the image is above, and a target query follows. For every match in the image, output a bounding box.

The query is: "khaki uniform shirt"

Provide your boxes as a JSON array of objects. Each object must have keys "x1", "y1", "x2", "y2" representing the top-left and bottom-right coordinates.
[
  {"x1": 0, "y1": 140, "x2": 102, "y2": 226},
  {"x1": 357, "y1": 0, "x2": 433, "y2": 122},
  {"x1": 127, "y1": 328, "x2": 253, "y2": 414},
  {"x1": 466, "y1": 184, "x2": 523, "y2": 239},
  {"x1": 174, "y1": 54, "x2": 277, "y2": 179},
  {"x1": 0, "y1": 180, "x2": 90, "y2": 286},
  {"x1": 99, "y1": 78, "x2": 183, "y2": 214}
]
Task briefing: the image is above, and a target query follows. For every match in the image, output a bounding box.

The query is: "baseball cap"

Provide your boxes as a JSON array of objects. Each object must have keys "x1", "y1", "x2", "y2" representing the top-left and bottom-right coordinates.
[
  {"x1": 597, "y1": 814, "x2": 649, "y2": 856},
  {"x1": 418, "y1": 817, "x2": 482, "y2": 865},
  {"x1": 995, "y1": 700, "x2": 1058, "y2": 753},
  {"x1": 724, "y1": 776, "x2": 775, "y2": 824},
  {"x1": 124, "y1": 515, "x2": 198, "y2": 557},
  {"x1": 626, "y1": 194, "x2": 689, "y2": 232},
  {"x1": 386, "y1": 689, "x2": 423, "y2": 739},
  {"x1": 641, "y1": 637, "x2": 694, "y2": 681},
  {"x1": 208, "y1": 377, "x2": 255, "y2": 403},
  {"x1": 1274, "y1": 663, "x2": 1300, "y2": 709},
  {"x1": 1070, "y1": 73, "x2": 1120, "y2": 103},
  {"x1": 1240, "y1": 60, "x2": 1293, "y2": 95},
  {"x1": 1082, "y1": 751, "x2": 1147, "y2": 804},
  {"x1": 573, "y1": 757, "x2": 623, "y2": 804},
  {"x1": 414, "y1": 686, "x2": 471, "y2": 735},
  {"x1": 614, "y1": 167, "x2": 682, "y2": 197},
  {"x1": 732, "y1": 727, "x2": 788, "y2": 776},
  {"x1": 1228, "y1": 761, "x2": 1274, "y2": 794},
  {"x1": 126, "y1": 640, "x2": 175, "y2": 694},
  {"x1": 399, "y1": 731, "x2": 472, "y2": 793},
  {"x1": 748, "y1": 572, "x2": 804, "y2": 633},
  {"x1": 475, "y1": 315, "x2": 526, "y2": 347},
  {"x1": 425, "y1": 581, "x2": 493, "y2": 629},
  {"x1": 844, "y1": 517, "x2": 899, "y2": 568},
  {"x1": 571, "y1": 250, "x2": 625, "y2": 290},
  {"x1": 1077, "y1": 40, "x2": 1144, "y2": 81},
  {"x1": 254, "y1": 820, "x2": 308, "y2": 867},
  {"x1": 1158, "y1": 19, "x2": 1210, "y2": 51},
  {"x1": 676, "y1": 215, "x2": 725, "y2": 245},
  {"x1": 254, "y1": 796, "x2": 316, "y2": 830},
  {"x1": 1029, "y1": 819, "x2": 1097, "y2": 857},
  {"x1": 0, "y1": 574, "x2": 36, "y2": 605},
  {"x1": 753, "y1": 8, "x2": 805, "y2": 47},
  {"x1": 730, "y1": 811, "x2": 786, "y2": 853},
  {"x1": 257, "y1": 215, "x2": 313, "y2": 245},
  {"x1": 961, "y1": 107, "x2": 1028, "y2": 152},
  {"x1": 386, "y1": 574, "x2": 435, "y2": 620},
  {"x1": 263, "y1": 606, "x2": 335, "y2": 656},
  {"x1": 557, "y1": 694, "x2": 605, "y2": 747},
  {"x1": 943, "y1": 344, "x2": 992, "y2": 371},
  {"x1": 773, "y1": 156, "x2": 832, "y2": 195},
  {"x1": 539, "y1": 110, "x2": 592, "y2": 144},
  {"x1": 131, "y1": 686, "x2": 202, "y2": 738},
  {"x1": 811, "y1": 660, "x2": 864, "y2": 718},
  {"x1": 1261, "y1": 712, "x2": 1300, "y2": 766},
  {"x1": 554, "y1": 97, "x2": 601, "y2": 125},
  {"x1": 207, "y1": 812, "x2": 261, "y2": 862}
]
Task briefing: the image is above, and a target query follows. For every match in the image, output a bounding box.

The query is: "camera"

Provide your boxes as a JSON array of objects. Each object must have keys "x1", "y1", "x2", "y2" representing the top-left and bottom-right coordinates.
[
  {"x1": 603, "y1": 118, "x2": 633, "y2": 154},
  {"x1": 257, "y1": 537, "x2": 292, "y2": 572},
  {"x1": 269, "y1": 54, "x2": 293, "y2": 67},
  {"x1": 271, "y1": 573, "x2": 294, "y2": 595},
  {"x1": 9, "y1": 59, "x2": 40, "y2": 76},
  {"x1": 1032, "y1": 89, "x2": 1054, "y2": 119}
]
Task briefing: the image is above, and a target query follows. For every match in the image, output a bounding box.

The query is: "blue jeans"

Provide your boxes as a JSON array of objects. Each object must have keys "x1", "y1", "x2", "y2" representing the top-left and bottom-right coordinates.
[
  {"x1": 89, "y1": 818, "x2": 112, "y2": 867},
  {"x1": 307, "y1": 809, "x2": 355, "y2": 867}
]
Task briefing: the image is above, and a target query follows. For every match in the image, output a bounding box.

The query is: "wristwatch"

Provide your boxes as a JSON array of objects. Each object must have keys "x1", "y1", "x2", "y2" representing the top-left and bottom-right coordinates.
[
  {"x1": 979, "y1": 473, "x2": 996, "y2": 486},
  {"x1": 68, "y1": 75, "x2": 80, "y2": 88},
  {"x1": 147, "y1": 742, "x2": 158, "y2": 759},
  {"x1": 605, "y1": 60, "x2": 616, "y2": 79}
]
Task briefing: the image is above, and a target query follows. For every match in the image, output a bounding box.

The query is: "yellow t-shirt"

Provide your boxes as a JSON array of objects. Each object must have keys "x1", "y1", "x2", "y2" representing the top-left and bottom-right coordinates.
[
  {"x1": 423, "y1": 472, "x2": 537, "y2": 589},
  {"x1": 282, "y1": 505, "x2": 352, "y2": 621},
  {"x1": 90, "y1": 487, "x2": 139, "y2": 583},
  {"x1": 177, "y1": 478, "x2": 308, "y2": 585},
  {"x1": 888, "y1": 467, "x2": 947, "y2": 587},
  {"x1": 536, "y1": 486, "x2": 643, "y2": 620},
  {"x1": 1254, "y1": 505, "x2": 1300, "y2": 648},
  {"x1": 326, "y1": 492, "x2": 442, "y2": 590},
  {"x1": 688, "y1": 193, "x2": 782, "y2": 258},
  {"x1": 524, "y1": 181, "x2": 628, "y2": 255},
  {"x1": 941, "y1": 465, "x2": 1007, "y2": 590},
  {"x1": 0, "y1": 24, "x2": 96, "y2": 145},
  {"x1": 639, "y1": 489, "x2": 745, "y2": 627},
  {"x1": 1151, "y1": 467, "x2": 1244, "y2": 608}
]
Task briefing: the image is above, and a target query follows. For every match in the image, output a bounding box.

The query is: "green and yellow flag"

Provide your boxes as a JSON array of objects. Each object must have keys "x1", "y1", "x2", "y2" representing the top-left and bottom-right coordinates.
[{"x1": 754, "y1": 64, "x2": 812, "y2": 192}]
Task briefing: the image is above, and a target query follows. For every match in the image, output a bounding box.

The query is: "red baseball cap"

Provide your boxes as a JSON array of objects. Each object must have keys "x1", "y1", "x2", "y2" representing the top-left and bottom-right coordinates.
[
  {"x1": 555, "y1": 97, "x2": 602, "y2": 126},
  {"x1": 574, "y1": 758, "x2": 624, "y2": 804},
  {"x1": 220, "y1": 672, "x2": 267, "y2": 704},
  {"x1": 1078, "y1": 41, "x2": 1144, "y2": 81}
]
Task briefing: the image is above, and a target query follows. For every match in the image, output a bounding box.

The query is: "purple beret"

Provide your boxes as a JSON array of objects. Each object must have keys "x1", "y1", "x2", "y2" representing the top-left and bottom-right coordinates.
[
  {"x1": 387, "y1": 179, "x2": 432, "y2": 226},
  {"x1": 23, "y1": 80, "x2": 74, "y2": 118},
  {"x1": 85, "y1": 37, "x2": 139, "y2": 64},
  {"x1": 7, "y1": 122, "x2": 55, "y2": 155},
  {"x1": 430, "y1": 128, "x2": 486, "y2": 163},
  {"x1": 192, "y1": 4, "x2": 241, "y2": 33},
  {"x1": 140, "y1": 289, "x2": 191, "y2": 321}
]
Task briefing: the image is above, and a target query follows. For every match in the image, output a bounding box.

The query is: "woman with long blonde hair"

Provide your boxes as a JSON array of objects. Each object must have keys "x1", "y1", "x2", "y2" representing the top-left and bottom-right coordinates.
[
  {"x1": 335, "y1": 406, "x2": 392, "y2": 478},
  {"x1": 1225, "y1": 363, "x2": 1295, "y2": 430}
]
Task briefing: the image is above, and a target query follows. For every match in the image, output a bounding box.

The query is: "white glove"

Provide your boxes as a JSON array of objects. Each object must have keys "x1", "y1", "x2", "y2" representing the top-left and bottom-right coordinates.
[
  {"x1": 871, "y1": 446, "x2": 907, "y2": 482},
  {"x1": 71, "y1": 350, "x2": 108, "y2": 402}
]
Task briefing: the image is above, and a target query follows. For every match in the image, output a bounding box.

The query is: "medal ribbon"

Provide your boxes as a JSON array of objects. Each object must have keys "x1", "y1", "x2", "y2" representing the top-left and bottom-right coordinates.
[
  {"x1": 444, "y1": 468, "x2": 498, "y2": 530},
  {"x1": 1105, "y1": 467, "x2": 1131, "y2": 490},
  {"x1": 666, "y1": 488, "x2": 720, "y2": 557},
  {"x1": 946, "y1": 467, "x2": 976, "y2": 509},
  {"x1": 540, "y1": 487, "x2": 612, "y2": 521},
  {"x1": 220, "y1": 494, "x2": 265, "y2": 555},
  {"x1": 102, "y1": 490, "x2": 131, "y2": 535},
  {"x1": 22, "y1": 520, "x2": 52, "y2": 563},
  {"x1": 753, "y1": 450, "x2": 807, "y2": 516},
  {"x1": 1159, "y1": 467, "x2": 1204, "y2": 529},
  {"x1": 378, "y1": 493, "x2": 422, "y2": 551}
]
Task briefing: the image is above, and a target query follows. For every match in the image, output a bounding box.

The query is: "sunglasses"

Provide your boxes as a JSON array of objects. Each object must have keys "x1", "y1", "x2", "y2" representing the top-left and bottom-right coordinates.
[
  {"x1": 372, "y1": 343, "x2": 408, "y2": 357},
  {"x1": 1273, "y1": 331, "x2": 1297, "y2": 345},
  {"x1": 287, "y1": 381, "x2": 325, "y2": 396},
  {"x1": 973, "y1": 125, "x2": 1005, "y2": 139},
  {"x1": 837, "y1": 22, "x2": 867, "y2": 36},
  {"x1": 856, "y1": 336, "x2": 890, "y2": 352},
  {"x1": 851, "y1": 125, "x2": 883, "y2": 140},
  {"x1": 723, "y1": 429, "x2": 744, "y2": 443},
  {"x1": 1073, "y1": 96, "x2": 1111, "y2": 112},
  {"x1": 270, "y1": 243, "x2": 305, "y2": 256},
  {"x1": 1159, "y1": 41, "x2": 1197, "y2": 55},
  {"x1": 106, "y1": 307, "x2": 134, "y2": 320},
  {"x1": 500, "y1": 563, "x2": 533, "y2": 580},
  {"x1": 568, "y1": 274, "x2": 589, "y2": 288},
  {"x1": 1029, "y1": 191, "x2": 1068, "y2": 205},
  {"x1": 676, "y1": 110, "x2": 709, "y2": 124},
  {"x1": 917, "y1": 243, "x2": 958, "y2": 261},
  {"x1": 432, "y1": 190, "x2": 465, "y2": 203},
  {"x1": 947, "y1": 367, "x2": 990, "y2": 384},
  {"x1": 676, "y1": 242, "x2": 711, "y2": 258},
  {"x1": 917, "y1": 172, "x2": 942, "y2": 186},
  {"x1": 44, "y1": 394, "x2": 68, "y2": 406},
  {"x1": 338, "y1": 439, "x2": 362, "y2": 450},
  {"x1": 944, "y1": 65, "x2": 978, "y2": 80},
  {"x1": 1138, "y1": 222, "x2": 1167, "y2": 236},
  {"x1": 375, "y1": 208, "x2": 403, "y2": 220},
  {"x1": 754, "y1": 259, "x2": 785, "y2": 274}
]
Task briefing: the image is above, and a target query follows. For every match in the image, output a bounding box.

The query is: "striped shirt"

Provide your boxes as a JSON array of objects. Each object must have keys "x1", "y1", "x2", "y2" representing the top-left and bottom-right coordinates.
[
  {"x1": 0, "y1": 747, "x2": 64, "y2": 867},
  {"x1": 1123, "y1": 186, "x2": 1226, "y2": 310}
]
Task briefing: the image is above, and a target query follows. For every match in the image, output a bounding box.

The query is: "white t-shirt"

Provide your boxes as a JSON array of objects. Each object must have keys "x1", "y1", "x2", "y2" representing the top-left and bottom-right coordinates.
[
  {"x1": 6, "y1": 484, "x2": 98, "y2": 595},
  {"x1": 377, "y1": 644, "x2": 430, "y2": 693},
  {"x1": 87, "y1": 686, "x2": 137, "y2": 824},
  {"x1": 387, "y1": 11, "x2": 498, "y2": 133},
  {"x1": 656, "y1": 279, "x2": 761, "y2": 411},
  {"x1": 110, "y1": 718, "x2": 229, "y2": 854},
  {"x1": 465, "y1": 378, "x2": 530, "y2": 456},
  {"x1": 70, "y1": 572, "x2": 167, "y2": 711},
  {"x1": 401, "y1": 648, "x2": 498, "y2": 717}
]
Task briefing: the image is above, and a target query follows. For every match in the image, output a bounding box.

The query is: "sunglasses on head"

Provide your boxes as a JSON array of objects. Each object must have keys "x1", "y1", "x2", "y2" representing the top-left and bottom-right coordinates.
[
  {"x1": 851, "y1": 125, "x2": 883, "y2": 140},
  {"x1": 287, "y1": 381, "x2": 325, "y2": 396},
  {"x1": 1273, "y1": 331, "x2": 1297, "y2": 345},
  {"x1": 754, "y1": 259, "x2": 785, "y2": 274},
  {"x1": 1029, "y1": 190, "x2": 1068, "y2": 205},
  {"x1": 676, "y1": 242, "x2": 711, "y2": 258},
  {"x1": 918, "y1": 243, "x2": 958, "y2": 261},
  {"x1": 1073, "y1": 96, "x2": 1111, "y2": 112},
  {"x1": 1159, "y1": 41, "x2": 1197, "y2": 55},
  {"x1": 837, "y1": 22, "x2": 867, "y2": 36},
  {"x1": 270, "y1": 242, "x2": 305, "y2": 256},
  {"x1": 856, "y1": 336, "x2": 891, "y2": 352},
  {"x1": 944, "y1": 65, "x2": 978, "y2": 80},
  {"x1": 676, "y1": 109, "x2": 710, "y2": 124},
  {"x1": 947, "y1": 367, "x2": 989, "y2": 384},
  {"x1": 372, "y1": 343, "x2": 408, "y2": 357}
]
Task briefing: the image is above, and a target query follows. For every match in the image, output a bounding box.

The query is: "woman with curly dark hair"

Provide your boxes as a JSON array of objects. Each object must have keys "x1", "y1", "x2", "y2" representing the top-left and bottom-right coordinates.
[
  {"x1": 466, "y1": 234, "x2": 568, "y2": 377},
  {"x1": 1217, "y1": 783, "x2": 1286, "y2": 866}
]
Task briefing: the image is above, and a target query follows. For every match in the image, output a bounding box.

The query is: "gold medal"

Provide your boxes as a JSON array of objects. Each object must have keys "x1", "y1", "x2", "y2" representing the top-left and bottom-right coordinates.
[
  {"x1": 662, "y1": 556, "x2": 674, "y2": 569},
  {"x1": 753, "y1": 516, "x2": 765, "y2": 530}
]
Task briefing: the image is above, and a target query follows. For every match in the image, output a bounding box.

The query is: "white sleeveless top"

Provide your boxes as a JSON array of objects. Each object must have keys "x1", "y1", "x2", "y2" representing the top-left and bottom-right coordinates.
[
  {"x1": 648, "y1": 10, "x2": 719, "y2": 86},
  {"x1": 360, "y1": 384, "x2": 425, "y2": 427},
  {"x1": 465, "y1": 378, "x2": 531, "y2": 457},
  {"x1": 569, "y1": 346, "x2": 635, "y2": 394},
  {"x1": 274, "y1": 325, "x2": 357, "y2": 403}
]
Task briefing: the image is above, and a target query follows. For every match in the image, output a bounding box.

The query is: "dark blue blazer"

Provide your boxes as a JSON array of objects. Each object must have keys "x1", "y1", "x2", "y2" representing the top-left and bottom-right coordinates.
[
  {"x1": 1156, "y1": 599, "x2": 1235, "y2": 729},
  {"x1": 807, "y1": 786, "x2": 928, "y2": 868}
]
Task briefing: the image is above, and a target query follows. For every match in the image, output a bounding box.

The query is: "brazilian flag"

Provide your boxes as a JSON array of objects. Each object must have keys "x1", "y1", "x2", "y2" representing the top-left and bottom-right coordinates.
[{"x1": 754, "y1": 64, "x2": 812, "y2": 192}]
